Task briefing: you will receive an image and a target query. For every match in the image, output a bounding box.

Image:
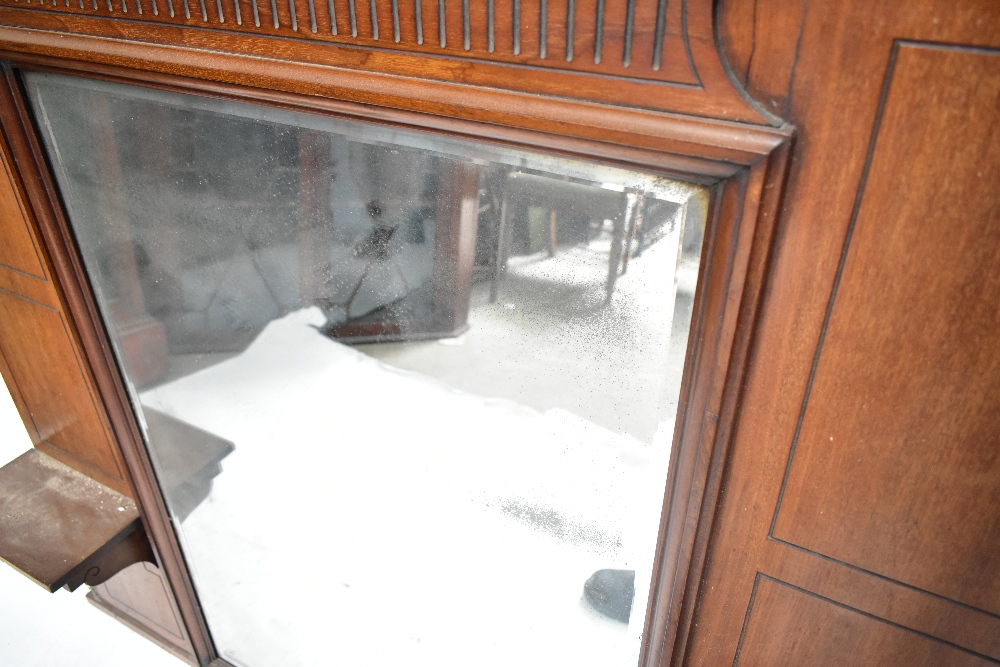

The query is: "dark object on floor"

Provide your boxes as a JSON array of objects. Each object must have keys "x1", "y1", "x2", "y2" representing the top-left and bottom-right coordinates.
[{"x1": 583, "y1": 568, "x2": 635, "y2": 623}]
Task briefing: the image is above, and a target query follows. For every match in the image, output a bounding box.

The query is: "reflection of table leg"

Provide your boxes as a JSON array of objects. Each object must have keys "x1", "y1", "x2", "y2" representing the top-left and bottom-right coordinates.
[
  {"x1": 490, "y1": 191, "x2": 511, "y2": 303},
  {"x1": 604, "y1": 192, "x2": 631, "y2": 303},
  {"x1": 548, "y1": 209, "x2": 558, "y2": 257},
  {"x1": 92, "y1": 94, "x2": 168, "y2": 387},
  {"x1": 433, "y1": 161, "x2": 481, "y2": 334},
  {"x1": 298, "y1": 130, "x2": 334, "y2": 306},
  {"x1": 621, "y1": 194, "x2": 645, "y2": 275}
]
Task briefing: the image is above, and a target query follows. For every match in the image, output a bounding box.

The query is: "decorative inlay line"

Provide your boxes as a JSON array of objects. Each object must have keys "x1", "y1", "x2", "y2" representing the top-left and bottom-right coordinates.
[
  {"x1": 368, "y1": 0, "x2": 377, "y2": 38},
  {"x1": 436, "y1": 0, "x2": 444, "y2": 46},
  {"x1": 462, "y1": 0, "x2": 470, "y2": 50},
  {"x1": 565, "y1": 0, "x2": 574, "y2": 61},
  {"x1": 307, "y1": 0, "x2": 317, "y2": 32},
  {"x1": 652, "y1": 0, "x2": 666, "y2": 70},
  {"x1": 391, "y1": 0, "x2": 399, "y2": 42},
  {"x1": 623, "y1": 0, "x2": 634, "y2": 66},
  {"x1": 487, "y1": 0, "x2": 494, "y2": 53},
  {"x1": 538, "y1": 0, "x2": 546, "y2": 58},
  {"x1": 413, "y1": 0, "x2": 421, "y2": 44},
  {"x1": 593, "y1": 0, "x2": 603, "y2": 64},
  {"x1": 512, "y1": 0, "x2": 519, "y2": 54}
]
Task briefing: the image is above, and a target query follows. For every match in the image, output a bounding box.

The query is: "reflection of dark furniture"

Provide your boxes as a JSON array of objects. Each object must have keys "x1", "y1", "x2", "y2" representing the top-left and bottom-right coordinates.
[
  {"x1": 142, "y1": 408, "x2": 234, "y2": 523},
  {"x1": 490, "y1": 172, "x2": 633, "y2": 303},
  {"x1": 322, "y1": 160, "x2": 482, "y2": 343}
]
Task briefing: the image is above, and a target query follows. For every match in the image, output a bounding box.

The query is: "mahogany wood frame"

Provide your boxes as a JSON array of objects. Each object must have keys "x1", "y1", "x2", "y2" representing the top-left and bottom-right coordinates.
[{"x1": 0, "y1": 26, "x2": 792, "y2": 666}]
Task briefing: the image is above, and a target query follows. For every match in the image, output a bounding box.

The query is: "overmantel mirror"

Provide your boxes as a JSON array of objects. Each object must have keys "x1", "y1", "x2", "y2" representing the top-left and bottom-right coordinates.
[{"x1": 0, "y1": 1, "x2": 792, "y2": 665}]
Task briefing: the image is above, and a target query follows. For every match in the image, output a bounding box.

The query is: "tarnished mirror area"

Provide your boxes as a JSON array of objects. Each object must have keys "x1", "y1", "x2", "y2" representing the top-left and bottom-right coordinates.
[{"x1": 25, "y1": 71, "x2": 707, "y2": 667}]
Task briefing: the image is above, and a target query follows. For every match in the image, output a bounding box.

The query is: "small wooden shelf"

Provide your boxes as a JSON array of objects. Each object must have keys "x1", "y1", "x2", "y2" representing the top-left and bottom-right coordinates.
[{"x1": 0, "y1": 448, "x2": 152, "y2": 592}]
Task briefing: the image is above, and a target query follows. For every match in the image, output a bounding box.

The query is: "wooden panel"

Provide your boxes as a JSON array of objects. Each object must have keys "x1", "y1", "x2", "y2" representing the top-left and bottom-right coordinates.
[
  {"x1": 0, "y1": 146, "x2": 45, "y2": 279},
  {"x1": 684, "y1": 2, "x2": 1000, "y2": 666},
  {"x1": 88, "y1": 563, "x2": 197, "y2": 665},
  {"x1": 772, "y1": 44, "x2": 1000, "y2": 614},
  {"x1": 0, "y1": 288, "x2": 127, "y2": 489},
  {"x1": 735, "y1": 576, "x2": 994, "y2": 667}
]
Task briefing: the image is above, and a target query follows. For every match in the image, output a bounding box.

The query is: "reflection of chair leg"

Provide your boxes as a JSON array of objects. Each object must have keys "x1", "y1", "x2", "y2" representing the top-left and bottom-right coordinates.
[{"x1": 489, "y1": 193, "x2": 511, "y2": 303}]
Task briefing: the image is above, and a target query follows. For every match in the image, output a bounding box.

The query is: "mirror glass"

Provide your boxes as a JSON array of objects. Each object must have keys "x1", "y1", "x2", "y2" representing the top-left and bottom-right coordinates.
[{"x1": 25, "y1": 70, "x2": 707, "y2": 667}]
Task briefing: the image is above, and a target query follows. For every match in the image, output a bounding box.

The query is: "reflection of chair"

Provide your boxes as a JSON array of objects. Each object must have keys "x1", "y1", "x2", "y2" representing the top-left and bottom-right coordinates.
[{"x1": 489, "y1": 171, "x2": 643, "y2": 303}]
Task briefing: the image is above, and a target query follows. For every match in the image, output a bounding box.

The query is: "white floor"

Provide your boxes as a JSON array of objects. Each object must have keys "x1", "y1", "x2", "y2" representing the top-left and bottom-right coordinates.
[{"x1": 0, "y1": 378, "x2": 183, "y2": 667}]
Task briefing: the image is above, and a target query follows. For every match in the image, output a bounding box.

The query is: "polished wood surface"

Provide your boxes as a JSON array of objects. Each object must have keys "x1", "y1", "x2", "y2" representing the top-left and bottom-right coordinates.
[
  {"x1": 88, "y1": 563, "x2": 197, "y2": 665},
  {"x1": 772, "y1": 43, "x2": 1000, "y2": 615},
  {"x1": 735, "y1": 576, "x2": 994, "y2": 667},
  {"x1": 0, "y1": 130, "x2": 134, "y2": 495},
  {"x1": 0, "y1": 0, "x2": 772, "y2": 122},
  {"x1": 0, "y1": 448, "x2": 150, "y2": 592},
  {"x1": 680, "y1": 2, "x2": 1000, "y2": 666},
  {"x1": 0, "y1": 0, "x2": 995, "y2": 665}
]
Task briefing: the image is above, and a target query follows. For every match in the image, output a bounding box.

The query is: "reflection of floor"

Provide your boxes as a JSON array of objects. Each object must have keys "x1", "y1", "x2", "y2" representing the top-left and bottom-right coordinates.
[{"x1": 135, "y1": 230, "x2": 687, "y2": 667}]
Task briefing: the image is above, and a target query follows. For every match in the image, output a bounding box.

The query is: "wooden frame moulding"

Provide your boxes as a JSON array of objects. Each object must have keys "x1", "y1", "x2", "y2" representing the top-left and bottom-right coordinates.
[{"x1": 0, "y1": 40, "x2": 792, "y2": 667}]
